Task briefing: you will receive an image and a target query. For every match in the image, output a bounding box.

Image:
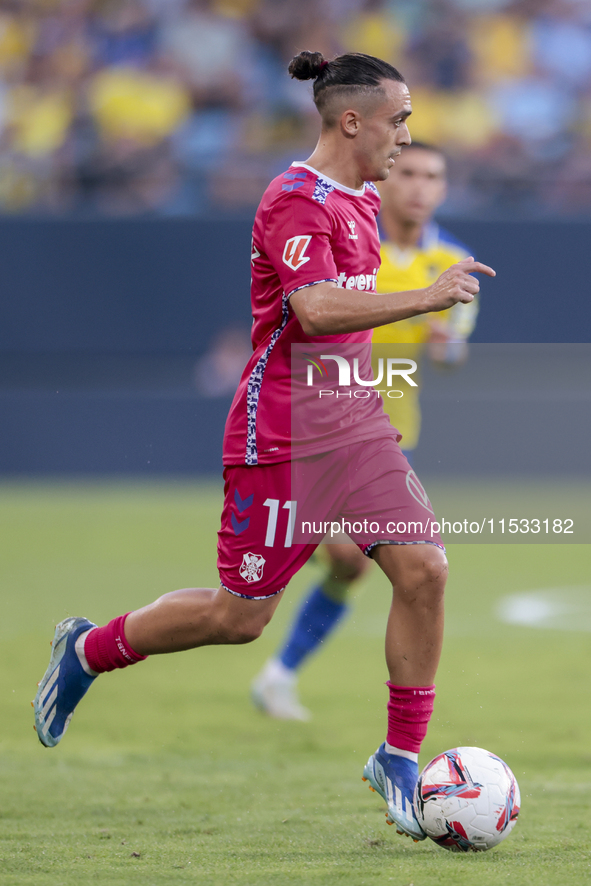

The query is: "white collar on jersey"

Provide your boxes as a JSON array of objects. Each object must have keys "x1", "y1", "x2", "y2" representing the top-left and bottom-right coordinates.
[{"x1": 290, "y1": 162, "x2": 366, "y2": 196}]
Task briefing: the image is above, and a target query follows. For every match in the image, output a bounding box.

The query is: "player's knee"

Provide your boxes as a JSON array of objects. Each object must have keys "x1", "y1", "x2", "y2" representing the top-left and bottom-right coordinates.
[
  {"x1": 387, "y1": 544, "x2": 448, "y2": 605},
  {"x1": 216, "y1": 609, "x2": 271, "y2": 645},
  {"x1": 330, "y1": 546, "x2": 370, "y2": 582},
  {"x1": 338, "y1": 556, "x2": 370, "y2": 582},
  {"x1": 407, "y1": 548, "x2": 447, "y2": 610},
  {"x1": 417, "y1": 547, "x2": 448, "y2": 590},
  {"x1": 227, "y1": 621, "x2": 264, "y2": 644}
]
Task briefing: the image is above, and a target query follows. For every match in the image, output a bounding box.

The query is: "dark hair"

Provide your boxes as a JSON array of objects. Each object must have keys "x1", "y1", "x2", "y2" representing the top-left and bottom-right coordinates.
[{"x1": 288, "y1": 50, "x2": 405, "y2": 124}]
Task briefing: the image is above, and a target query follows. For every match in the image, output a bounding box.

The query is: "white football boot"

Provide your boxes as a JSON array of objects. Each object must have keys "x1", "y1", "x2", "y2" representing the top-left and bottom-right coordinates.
[{"x1": 251, "y1": 659, "x2": 311, "y2": 721}]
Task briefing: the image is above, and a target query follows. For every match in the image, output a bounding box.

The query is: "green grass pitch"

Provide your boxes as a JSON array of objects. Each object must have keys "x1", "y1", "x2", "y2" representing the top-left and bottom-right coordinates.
[{"x1": 0, "y1": 479, "x2": 590, "y2": 886}]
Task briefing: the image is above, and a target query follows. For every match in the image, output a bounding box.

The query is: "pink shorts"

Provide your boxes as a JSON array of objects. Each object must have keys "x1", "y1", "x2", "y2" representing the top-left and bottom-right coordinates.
[{"x1": 217, "y1": 435, "x2": 444, "y2": 599}]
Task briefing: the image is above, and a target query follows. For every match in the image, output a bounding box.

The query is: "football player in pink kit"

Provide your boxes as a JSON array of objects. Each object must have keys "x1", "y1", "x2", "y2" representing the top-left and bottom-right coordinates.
[{"x1": 34, "y1": 50, "x2": 494, "y2": 842}]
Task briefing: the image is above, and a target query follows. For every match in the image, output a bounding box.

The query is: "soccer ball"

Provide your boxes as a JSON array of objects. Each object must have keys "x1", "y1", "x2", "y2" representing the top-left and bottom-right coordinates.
[{"x1": 414, "y1": 747, "x2": 520, "y2": 852}]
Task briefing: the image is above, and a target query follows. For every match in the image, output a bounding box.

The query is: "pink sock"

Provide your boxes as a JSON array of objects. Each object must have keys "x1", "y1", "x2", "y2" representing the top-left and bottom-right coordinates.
[
  {"x1": 84, "y1": 613, "x2": 147, "y2": 674},
  {"x1": 386, "y1": 682, "x2": 436, "y2": 754}
]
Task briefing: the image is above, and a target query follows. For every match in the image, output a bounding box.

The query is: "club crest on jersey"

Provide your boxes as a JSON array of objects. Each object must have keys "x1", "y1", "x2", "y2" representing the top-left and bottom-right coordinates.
[
  {"x1": 239, "y1": 552, "x2": 266, "y2": 583},
  {"x1": 283, "y1": 235, "x2": 311, "y2": 270},
  {"x1": 347, "y1": 221, "x2": 358, "y2": 240}
]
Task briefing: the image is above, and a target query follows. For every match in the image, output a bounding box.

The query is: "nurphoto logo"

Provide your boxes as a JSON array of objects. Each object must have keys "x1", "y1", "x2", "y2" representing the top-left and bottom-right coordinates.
[{"x1": 305, "y1": 354, "x2": 418, "y2": 400}]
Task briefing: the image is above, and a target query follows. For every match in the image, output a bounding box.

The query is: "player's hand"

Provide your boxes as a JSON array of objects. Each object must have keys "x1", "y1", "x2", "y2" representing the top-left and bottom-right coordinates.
[{"x1": 423, "y1": 257, "x2": 495, "y2": 312}]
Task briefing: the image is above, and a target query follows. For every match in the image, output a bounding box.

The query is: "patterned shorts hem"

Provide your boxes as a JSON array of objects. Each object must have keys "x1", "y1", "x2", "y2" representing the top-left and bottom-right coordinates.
[
  {"x1": 363, "y1": 539, "x2": 446, "y2": 557},
  {"x1": 220, "y1": 581, "x2": 286, "y2": 600}
]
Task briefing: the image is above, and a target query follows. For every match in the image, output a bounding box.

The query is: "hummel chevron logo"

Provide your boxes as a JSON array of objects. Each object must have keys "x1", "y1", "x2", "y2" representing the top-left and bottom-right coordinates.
[
  {"x1": 231, "y1": 513, "x2": 250, "y2": 535},
  {"x1": 232, "y1": 489, "x2": 253, "y2": 535},
  {"x1": 234, "y1": 489, "x2": 254, "y2": 513},
  {"x1": 282, "y1": 171, "x2": 307, "y2": 192}
]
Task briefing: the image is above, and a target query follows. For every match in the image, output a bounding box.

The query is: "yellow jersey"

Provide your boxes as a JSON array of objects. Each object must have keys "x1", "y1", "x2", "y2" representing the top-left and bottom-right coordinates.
[{"x1": 372, "y1": 222, "x2": 477, "y2": 450}]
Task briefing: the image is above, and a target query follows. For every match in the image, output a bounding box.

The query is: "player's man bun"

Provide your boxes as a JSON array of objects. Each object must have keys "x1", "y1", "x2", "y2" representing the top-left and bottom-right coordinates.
[
  {"x1": 288, "y1": 50, "x2": 327, "y2": 81},
  {"x1": 288, "y1": 51, "x2": 405, "y2": 127}
]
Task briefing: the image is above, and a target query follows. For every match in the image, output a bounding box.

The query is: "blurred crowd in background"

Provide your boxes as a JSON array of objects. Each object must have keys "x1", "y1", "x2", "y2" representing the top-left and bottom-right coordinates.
[{"x1": 0, "y1": 0, "x2": 590, "y2": 218}]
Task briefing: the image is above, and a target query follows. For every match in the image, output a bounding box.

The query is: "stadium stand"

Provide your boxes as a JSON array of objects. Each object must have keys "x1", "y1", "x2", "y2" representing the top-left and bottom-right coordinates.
[{"x1": 0, "y1": 0, "x2": 589, "y2": 218}]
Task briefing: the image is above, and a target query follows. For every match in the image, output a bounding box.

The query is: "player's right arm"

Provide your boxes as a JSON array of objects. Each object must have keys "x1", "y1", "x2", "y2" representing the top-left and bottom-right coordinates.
[{"x1": 291, "y1": 257, "x2": 494, "y2": 337}]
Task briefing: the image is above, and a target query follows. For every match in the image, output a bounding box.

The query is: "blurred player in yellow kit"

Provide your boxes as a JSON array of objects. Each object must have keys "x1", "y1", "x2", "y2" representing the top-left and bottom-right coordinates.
[{"x1": 252, "y1": 142, "x2": 478, "y2": 720}]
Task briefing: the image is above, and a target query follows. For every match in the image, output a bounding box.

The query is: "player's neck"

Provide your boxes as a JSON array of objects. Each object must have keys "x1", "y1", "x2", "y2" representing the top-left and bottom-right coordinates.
[
  {"x1": 304, "y1": 142, "x2": 365, "y2": 192},
  {"x1": 381, "y1": 214, "x2": 422, "y2": 250}
]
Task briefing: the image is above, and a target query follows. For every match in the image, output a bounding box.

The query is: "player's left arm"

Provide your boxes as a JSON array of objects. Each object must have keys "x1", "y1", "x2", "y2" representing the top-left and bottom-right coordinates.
[{"x1": 291, "y1": 258, "x2": 494, "y2": 336}]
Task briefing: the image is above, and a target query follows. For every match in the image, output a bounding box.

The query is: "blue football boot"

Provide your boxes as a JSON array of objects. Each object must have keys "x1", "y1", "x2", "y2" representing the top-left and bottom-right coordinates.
[
  {"x1": 363, "y1": 743, "x2": 426, "y2": 841},
  {"x1": 33, "y1": 617, "x2": 98, "y2": 748}
]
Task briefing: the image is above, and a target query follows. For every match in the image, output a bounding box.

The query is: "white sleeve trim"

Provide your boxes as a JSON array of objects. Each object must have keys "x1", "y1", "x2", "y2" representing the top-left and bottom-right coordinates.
[{"x1": 286, "y1": 278, "x2": 338, "y2": 299}]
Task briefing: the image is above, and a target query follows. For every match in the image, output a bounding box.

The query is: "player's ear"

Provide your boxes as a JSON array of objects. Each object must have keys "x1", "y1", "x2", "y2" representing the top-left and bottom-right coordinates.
[{"x1": 340, "y1": 109, "x2": 361, "y2": 138}]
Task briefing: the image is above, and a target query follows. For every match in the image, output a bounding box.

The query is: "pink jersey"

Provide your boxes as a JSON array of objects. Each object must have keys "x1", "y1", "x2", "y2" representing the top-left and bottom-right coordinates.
[{"x1": 222, "y1": 162, "x2": 395, "y2": 466}]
